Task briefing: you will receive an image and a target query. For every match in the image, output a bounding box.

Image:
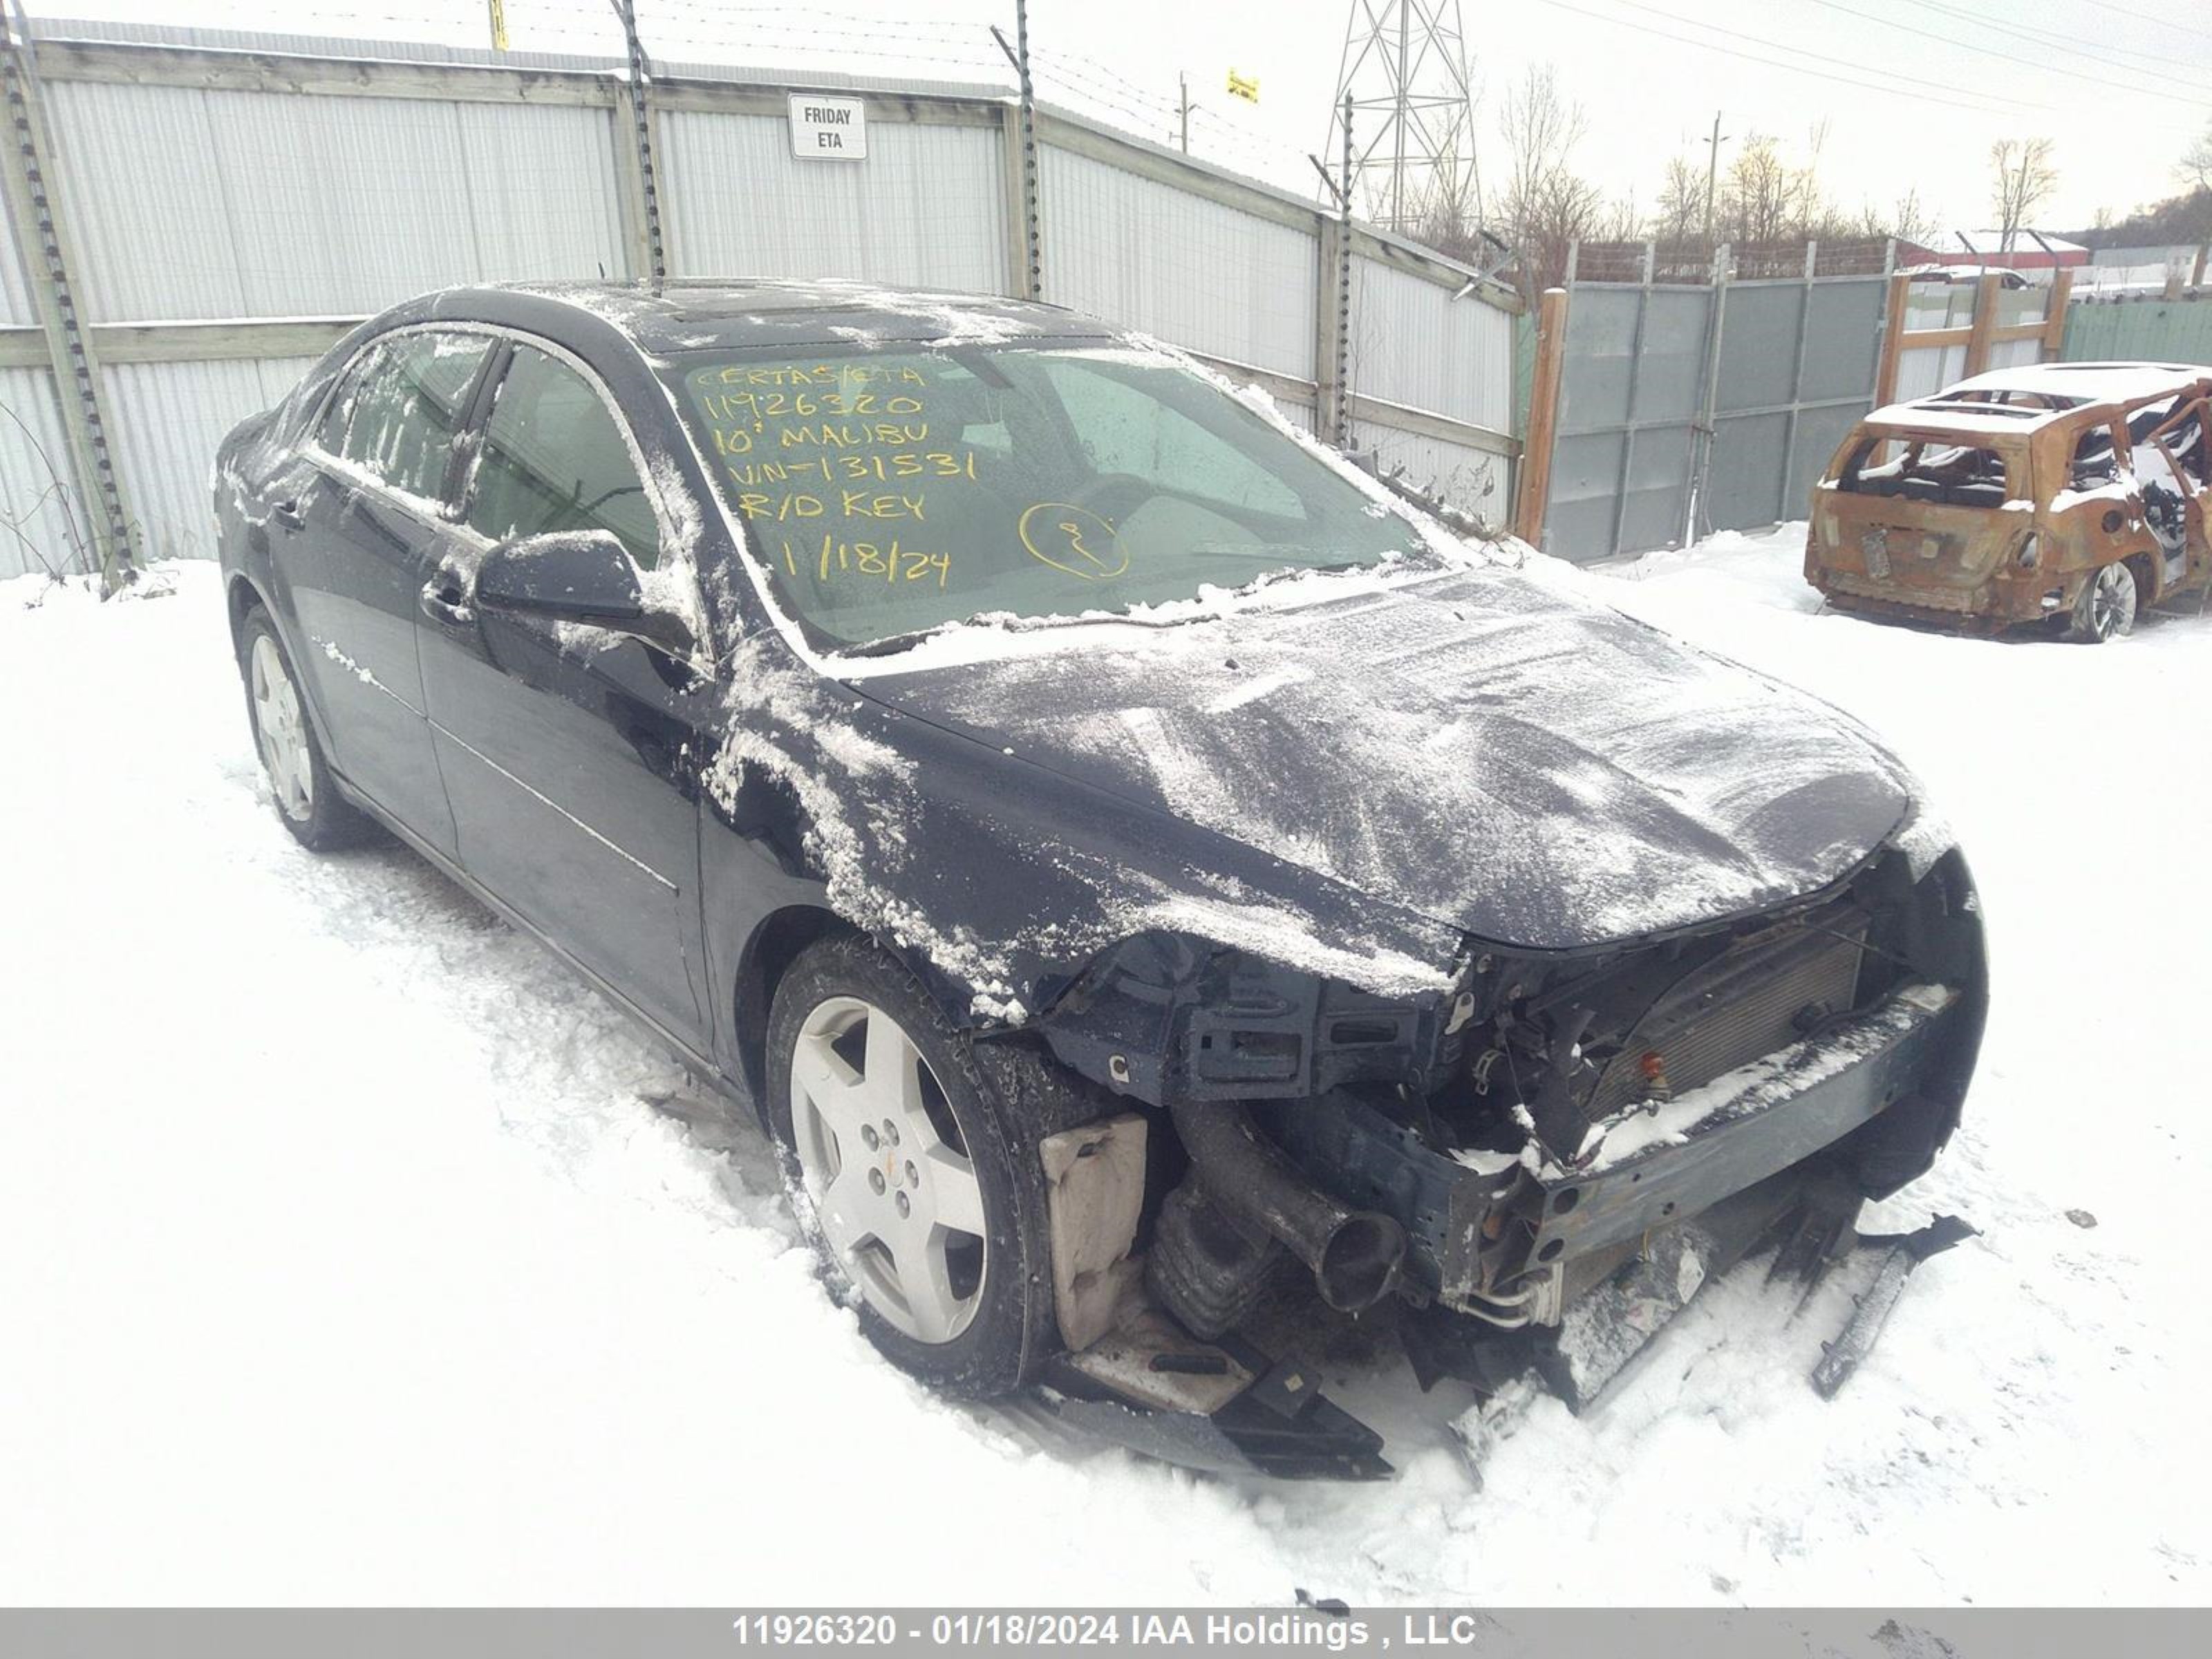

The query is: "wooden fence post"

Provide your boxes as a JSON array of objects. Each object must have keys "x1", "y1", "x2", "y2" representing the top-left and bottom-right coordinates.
[
  {"x1": 2042, "y1": 266, "x2": 2074, "y2": 359},
  {"x1": 1964, "y1": 270, "x2": 2003, "y2": 377},
  {"x1": 1513, "y1": 285, "x2": 1569, "y2": 548},
  {"x1": 1874, "y1": 271, "x2": 1909, "y2": 408}
]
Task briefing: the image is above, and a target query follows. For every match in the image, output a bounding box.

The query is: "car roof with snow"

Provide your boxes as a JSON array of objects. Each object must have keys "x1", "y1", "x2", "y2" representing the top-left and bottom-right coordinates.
[
  {"x1": 433, "y1": 279, "x2": 1121, "y2": 356},
  {"x1": 1865, "y1": 360, "x2": 2212, "y2": 436}
]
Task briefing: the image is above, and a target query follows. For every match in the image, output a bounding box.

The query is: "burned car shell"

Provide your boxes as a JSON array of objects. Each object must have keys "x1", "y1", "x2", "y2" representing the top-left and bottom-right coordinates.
[
  {"x1": 214, "y1": 281, "x2": 1987, "y2": 1463},
  {"x1": 1806, "y1": 361, "x2": 2212, "y2": 631}
]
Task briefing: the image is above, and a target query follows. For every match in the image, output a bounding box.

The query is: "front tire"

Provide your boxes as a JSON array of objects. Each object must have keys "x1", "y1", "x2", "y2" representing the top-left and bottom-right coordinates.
[
  {"x1": 2068, "y1": 560, "x2": 2139, "y2": 643},
  {"x1": 236, "y1": 607, "x2": 371, "y2": 850},
  {"x1": 766, "y1": 936, "x2": 1053, "y2": 1396}
]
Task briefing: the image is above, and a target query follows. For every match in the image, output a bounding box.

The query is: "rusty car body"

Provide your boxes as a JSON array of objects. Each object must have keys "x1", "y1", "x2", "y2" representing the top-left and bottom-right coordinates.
[{"x1": 1806, "y1": 361, "x2": 2212, "y2": 641}]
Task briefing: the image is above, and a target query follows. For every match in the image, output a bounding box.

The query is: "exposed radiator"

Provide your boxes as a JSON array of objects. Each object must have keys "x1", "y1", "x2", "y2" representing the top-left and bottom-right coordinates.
[{"x1": 1580, "y1": 913, "x2": 1867, "y2": 1120}]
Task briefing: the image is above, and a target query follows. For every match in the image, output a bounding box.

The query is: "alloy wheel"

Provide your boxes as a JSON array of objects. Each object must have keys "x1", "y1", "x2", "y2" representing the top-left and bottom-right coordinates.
[
  {"x1": 250, "y1": 634, "x2": 314, "y2": 820},
  {"x1": 788, "y1": 995, "x2": 989, "y2": 1344},
  {"x1": 2088, "y1": 562, "x2": 2137, "y2": 641}
]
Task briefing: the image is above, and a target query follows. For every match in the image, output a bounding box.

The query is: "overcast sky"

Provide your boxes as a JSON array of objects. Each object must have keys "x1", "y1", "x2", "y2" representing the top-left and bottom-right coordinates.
[{"x1": 43, "y1": 0, "x2": 2212, "y2": 237}]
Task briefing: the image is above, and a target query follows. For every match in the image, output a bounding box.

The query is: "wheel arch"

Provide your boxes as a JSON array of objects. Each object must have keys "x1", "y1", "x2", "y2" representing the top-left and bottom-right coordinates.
[
  {"x1": 2126, "y1": 549, "x2": 2162, "y2": 606},
  {"x1": 732, "y1": 903, "x2": 864, "y2": 1121},
  {"x1": 225, "y1": 570, "x2": 270, "y2": 653}
]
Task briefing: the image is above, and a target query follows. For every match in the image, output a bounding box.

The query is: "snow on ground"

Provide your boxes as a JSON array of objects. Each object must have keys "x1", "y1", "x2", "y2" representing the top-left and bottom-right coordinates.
[{"x1": 3, "y1": 532, "x2": 2207, "y2": 1605}]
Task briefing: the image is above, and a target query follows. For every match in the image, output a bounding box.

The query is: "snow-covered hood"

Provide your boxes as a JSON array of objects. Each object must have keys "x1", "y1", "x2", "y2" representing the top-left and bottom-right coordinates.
[{"x1": 852, "y1": 564, "x2": 1915, "y2": 953}]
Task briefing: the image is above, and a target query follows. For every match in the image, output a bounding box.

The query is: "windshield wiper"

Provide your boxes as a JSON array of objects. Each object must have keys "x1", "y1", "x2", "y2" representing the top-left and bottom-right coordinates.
[
  {"x1": 838, "y1": 626, "x2": 945, "y2": 658},
  {"x1": 831, "y1": 559, "x2": 1385, "y2": 659}
]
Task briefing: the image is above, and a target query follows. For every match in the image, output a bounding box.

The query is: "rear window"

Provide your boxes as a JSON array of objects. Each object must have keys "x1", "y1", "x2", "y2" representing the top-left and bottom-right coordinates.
[{"x1": 1836, "y1": 436, "x2": 2017, "y2": 508}]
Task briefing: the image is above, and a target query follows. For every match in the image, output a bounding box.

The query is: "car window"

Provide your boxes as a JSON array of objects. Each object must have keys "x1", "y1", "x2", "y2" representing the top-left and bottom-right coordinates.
[
  {"x1": 669, "y1": 346, "x2": 1416, "y2": 650},
  {"x1": 321, "y1": 332, "x2": 491, "y2": 505},
  {"x1": 2070, "y1": 421, "x2": 2121, "y2": 488},
  {"x1": 315, "y1": 352, "x2": 377, "y2": 455},
  {"x1": 2126, "y1": 395, "x2": 2208, "y2": 494},
  {"x1": 466, "y1": 345, "x2": 659, "y2": 569},
  {"x1": 1034, "y1": 357, "x2": 1302, "y2": 517},
  {"x1": 1837, "y1": 436, "x2": 2016, "y2": 507}
]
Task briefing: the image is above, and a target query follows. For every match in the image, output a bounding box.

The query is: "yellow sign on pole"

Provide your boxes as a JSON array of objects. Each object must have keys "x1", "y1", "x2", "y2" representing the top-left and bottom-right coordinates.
[
  {"x1": 1226, "y1": 68, "x2": 1259, "y2": 104},
  {"x1": 487, "y1": 0, "x2": 509, "y2": 53}
]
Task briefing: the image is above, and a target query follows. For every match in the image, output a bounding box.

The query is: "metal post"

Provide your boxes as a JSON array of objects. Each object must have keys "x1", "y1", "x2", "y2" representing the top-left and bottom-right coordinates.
[
  {"x1": 1608, "y1": 272, "x2": 1654, "y2": 559},
  {"x1": 1778, "y1": 242, "x2": 1818, "y2": 524},
  {"x1": 1391, "y1": 1, "x2": 1407, "y2": 231},
  {"x1": 611, "y1": 0, "x2": 664, "y2": 283},
  {"x1": 1333, "y1": 93, "x2": 1352, "y2": 448},
  {"x1": 1685, "y1": 243, "x2": 1730, "y2": 547},
  {"x1": 1701, "y1": 110, "x2": 1723, "y2": 250},
  {"x1": 0, "y1": 8, "x2": 136, "y2": 590},
  {"x1": 1013, "y1": 0, "x2": 1041, "y2": 300},
  {"x1": 1313, "y1": 221, "x2": 1342, "y2": 444}
]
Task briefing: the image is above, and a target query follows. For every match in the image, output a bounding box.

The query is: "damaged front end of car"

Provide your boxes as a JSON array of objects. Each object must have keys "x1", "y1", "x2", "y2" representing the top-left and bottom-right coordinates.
[{"x1": 1009, "y1": 833, "x2": 1987, "y2": 1480}]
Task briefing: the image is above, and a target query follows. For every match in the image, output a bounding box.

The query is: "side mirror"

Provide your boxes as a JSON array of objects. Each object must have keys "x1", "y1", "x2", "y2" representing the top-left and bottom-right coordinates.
[{"x1": 474, "y1": 529, "x2": 693, "y2": 657}]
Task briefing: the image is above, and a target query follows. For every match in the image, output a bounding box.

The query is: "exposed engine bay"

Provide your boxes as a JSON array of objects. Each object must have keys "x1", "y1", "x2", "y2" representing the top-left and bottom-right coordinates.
[{"x1": 1018, "y1": 840, "x2": 1986, "y2": 1478}]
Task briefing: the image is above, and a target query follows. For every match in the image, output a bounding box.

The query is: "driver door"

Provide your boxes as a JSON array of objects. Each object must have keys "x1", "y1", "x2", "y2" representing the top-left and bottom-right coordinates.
[{"x1": 413, "y1": 339, "x2": 713, "y2": 1047}]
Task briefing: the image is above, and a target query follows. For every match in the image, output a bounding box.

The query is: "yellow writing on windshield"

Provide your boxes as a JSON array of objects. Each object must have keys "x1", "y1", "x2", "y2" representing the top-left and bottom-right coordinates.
[
  {"x1": 694, "y1": 358, "x2": 999, "y2": 605},
  {"x1": 781, "y1": 535, "x2": 951, "y2": 589},
  {"x1": 1019, "y1": 502, "x2": 1126, "y2": 580}
]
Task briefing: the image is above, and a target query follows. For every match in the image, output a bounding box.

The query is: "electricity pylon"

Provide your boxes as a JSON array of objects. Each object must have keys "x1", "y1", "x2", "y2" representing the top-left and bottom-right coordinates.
[{"x1": 1325, "y1": 1, "x2": 1479, "y2": 236}]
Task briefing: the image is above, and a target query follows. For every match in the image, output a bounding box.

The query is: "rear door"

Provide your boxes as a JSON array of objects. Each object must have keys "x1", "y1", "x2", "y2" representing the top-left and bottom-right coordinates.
[
  {"x1": 414, "y1": 338, "x2": 712, "y2": 1047},
  {"x1": 283, "y1": 330, "x2": 495, "y2": 853}
]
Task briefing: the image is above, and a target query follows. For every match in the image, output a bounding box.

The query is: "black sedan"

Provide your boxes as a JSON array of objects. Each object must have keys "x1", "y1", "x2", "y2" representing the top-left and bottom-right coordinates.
[{"x1": 214, "y1": 281, "x2": 1985, "y2": 1474}]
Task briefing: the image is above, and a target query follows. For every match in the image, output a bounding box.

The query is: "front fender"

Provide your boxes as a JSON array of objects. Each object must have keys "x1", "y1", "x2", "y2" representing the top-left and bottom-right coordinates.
[{"x1": 694, "y1": 636, "x2": 1463, "y2": 1051}]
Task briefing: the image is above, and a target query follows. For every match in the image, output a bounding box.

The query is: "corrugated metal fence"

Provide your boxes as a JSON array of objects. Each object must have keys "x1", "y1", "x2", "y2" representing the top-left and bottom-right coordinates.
[
  {"x1": 0, "y1": 19, "x2": 1519, "y2": 578},
  {"x1": 1539, "y1": 252, "x2": 1890, "y2": 561},
  {"x1": 2061, "y1": 294, "x2": 2212, "y2": 367}
]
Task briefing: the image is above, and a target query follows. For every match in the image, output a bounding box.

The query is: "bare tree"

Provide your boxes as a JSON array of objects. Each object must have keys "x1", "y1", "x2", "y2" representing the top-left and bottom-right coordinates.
[
  {"x1": 2180, "y1": 120, "x2": 2212, "y2": 195},
  {"x1": 1650, "y1": 153, "x2": 1706, "y2": 272},
  {"x1": 1858, "y1": 188, "x2": 1936, "y2": 248},
  {"x1": 1723, "y1": 135, "x2": 1803, "y2": 246},
  {"x1": 1494, "y1": 66, "x2": 1584, "y2": 226},
  {"x1": 1491, "y1": 65, "x2": 1602, "y2": 297},
  {"x1": 1602, "y1": 188, "x2": 1641, "y2": 243},
  {"x1": 2171, "y1": 123, "x2": 2212, "y2": 251},
  {"x1": 1891, "y1": 188, "x2": 1937, "y2": 249},
  {"x1": 1989, "y1": 138, "x2": 2058, "y2": 250}
]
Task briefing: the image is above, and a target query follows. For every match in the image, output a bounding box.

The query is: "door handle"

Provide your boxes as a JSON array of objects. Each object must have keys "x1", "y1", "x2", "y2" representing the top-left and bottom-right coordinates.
[
  {"x1": 271, "y1": 497, "x2": 306, "y2": 529},
  {"x1": 419, "y1": 578, "x2": 475, "y2": 628}
]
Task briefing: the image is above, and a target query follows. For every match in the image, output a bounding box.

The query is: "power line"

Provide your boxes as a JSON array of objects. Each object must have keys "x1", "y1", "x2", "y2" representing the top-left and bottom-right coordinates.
[
  {"x1": 1523, "y1": 0, "x2": 2047, "y2": 119},
  {"x1": 1801, "y1": 0, "x2": 2212, "y2": 110},
  {"x1": 1600, "y1": 0, "x2": 2057, "y2": 118},
  {"x1": 1906, "y1": 0, "x2": 2212, "y2": 93}
]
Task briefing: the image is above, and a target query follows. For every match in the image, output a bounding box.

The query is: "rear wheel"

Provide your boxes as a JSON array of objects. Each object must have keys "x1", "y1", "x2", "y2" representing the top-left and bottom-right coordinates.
[
  {"x1": 2068, "y1": 560, "x2": 2138, "y2": 644},
  {"x1": 237, "y1": 608, "x2": 371, "y2": 849},
  {"x1": 765, "y1": 936, "x2": 1051, "y2": 1396}
]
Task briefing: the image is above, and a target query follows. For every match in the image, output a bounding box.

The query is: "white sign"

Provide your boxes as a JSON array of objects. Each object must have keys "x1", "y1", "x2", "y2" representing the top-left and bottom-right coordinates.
[{"x1": 788, "y1": 93, "x2": 868, "y2": 160}]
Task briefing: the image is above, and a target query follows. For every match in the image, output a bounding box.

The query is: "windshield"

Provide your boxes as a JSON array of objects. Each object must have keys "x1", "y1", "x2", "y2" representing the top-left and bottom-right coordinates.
[{"x1": 670, "y1": 344, "x2": 1420, "y2": 650}]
